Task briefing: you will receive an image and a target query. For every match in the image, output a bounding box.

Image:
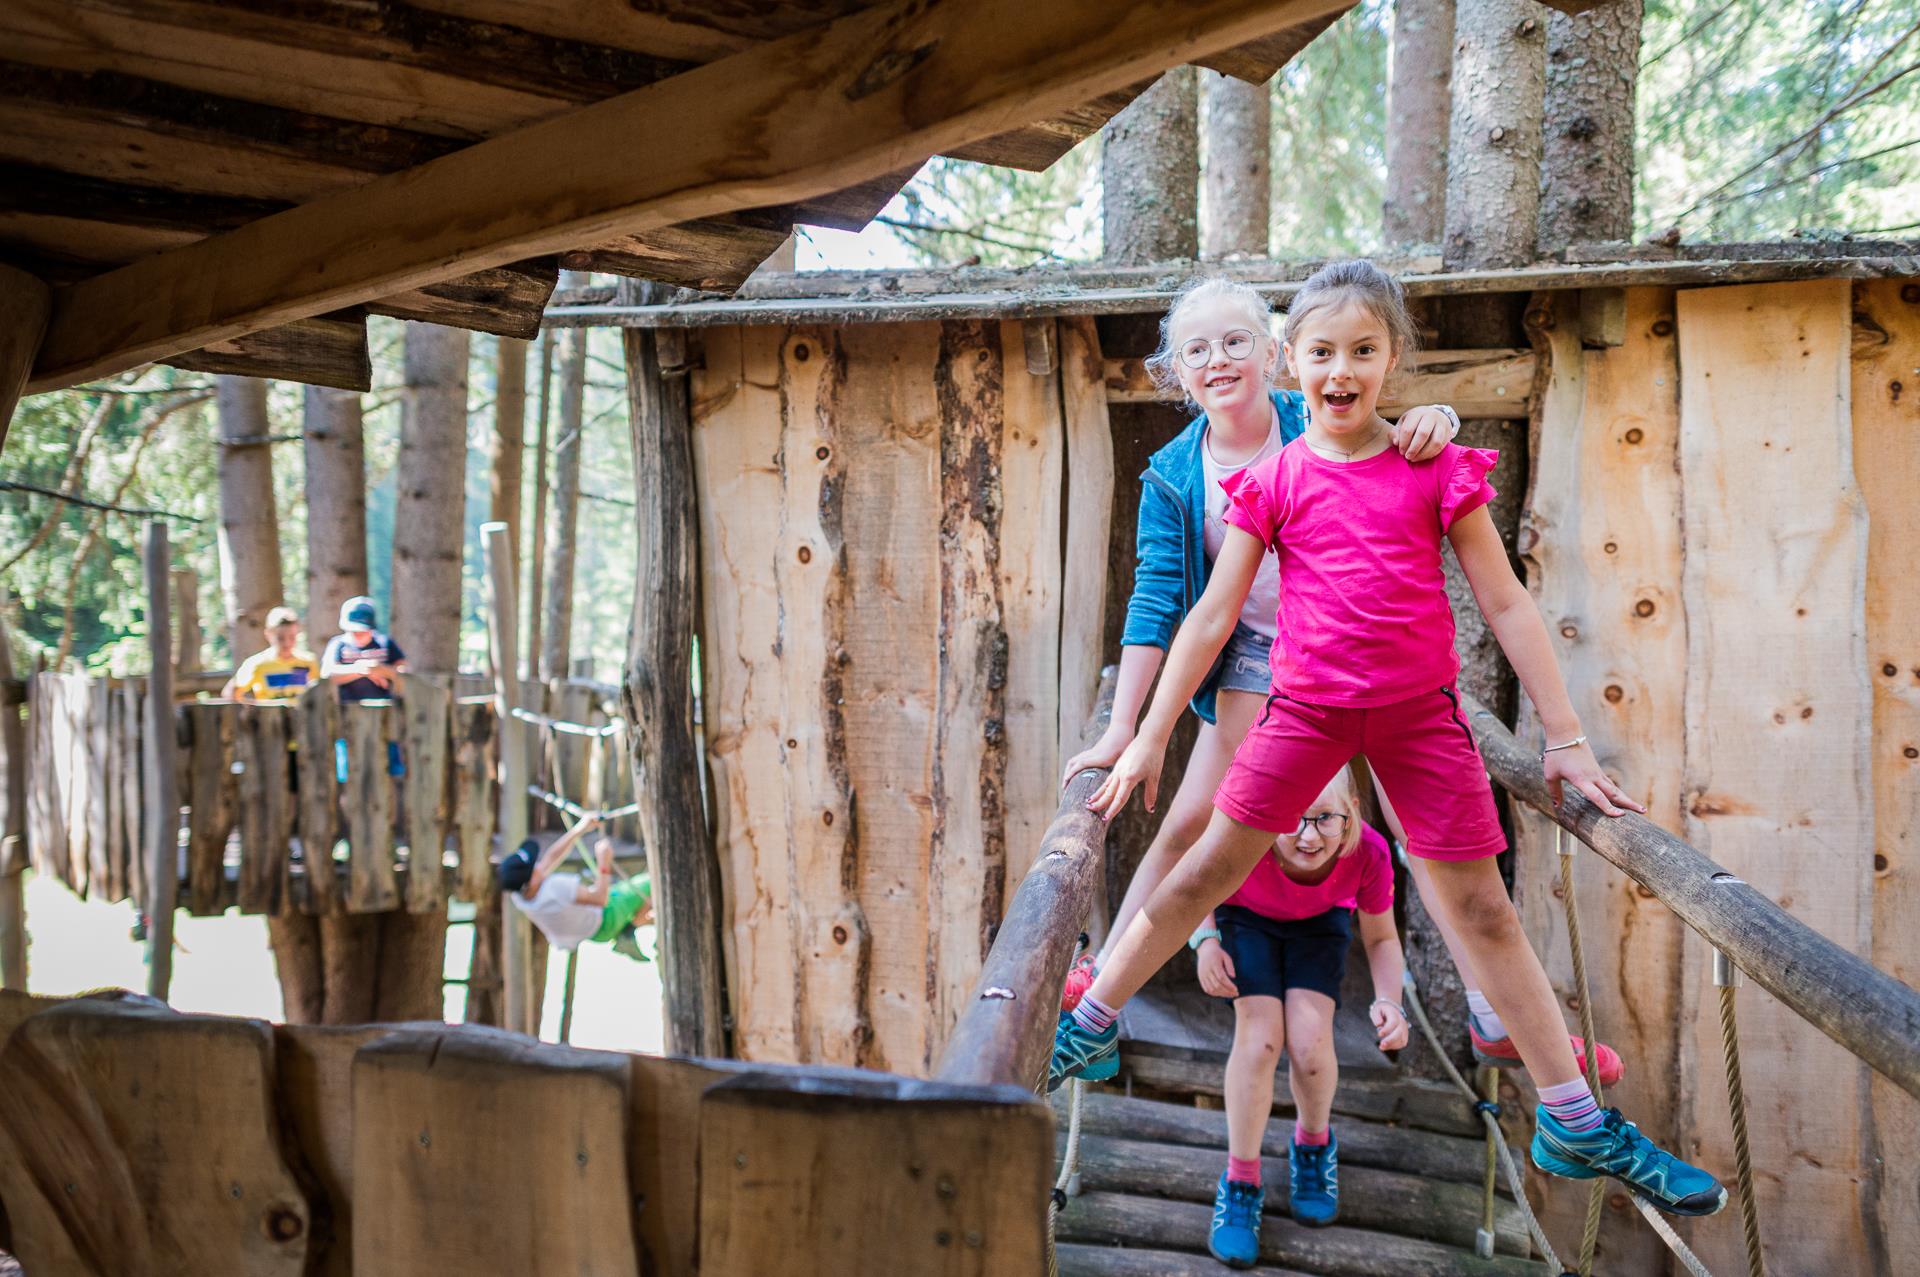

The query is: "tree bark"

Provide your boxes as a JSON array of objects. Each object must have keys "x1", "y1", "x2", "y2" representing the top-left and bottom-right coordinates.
[
  {"x1": 541, "y1": 272, "x2": 590, "y2": 682},
  {"x1": 1200, "y1": 71, "x2": 1270, "y2": 260},
  {"x1": 392, "y1": 323, "x2": 469, "y2": 673},
  {"x1": 525, "y1": 330, "x2": 555, "y2": 678},
  {"x1": 303, "y1": 385, "x2": 367, "y2": 649},
  {"x1": 619, "y1": 280, "x2": 730, "y2": 1057},
  {"x1": 489, "y1": 336, "x2": 529, "y2": 585},
  {"x1": 1538, "y1": 0, "x2": 1641, "y2": 254},
  {"x1": 1101, "y1": 69, "x2": 1200, "y2": 266},
  {"x1": 1383, "y1": 0, "x2": 1455, "y2": 248},
  {"x1": 1442, "y1": 0, "x2": 1546, "y2": 272},
  {"x1": 215, "y1": 375, "x2": 285, "y2": 661}
]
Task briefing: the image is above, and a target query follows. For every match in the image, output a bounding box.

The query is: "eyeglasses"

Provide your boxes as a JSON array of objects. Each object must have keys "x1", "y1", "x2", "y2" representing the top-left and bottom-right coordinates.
[
  {"x1": 1179, "y1": 329, "x2": 1258, "y2": 368},
  {"x1": 1293, "y1": 812, "x2": 1350, "y2": 839}
]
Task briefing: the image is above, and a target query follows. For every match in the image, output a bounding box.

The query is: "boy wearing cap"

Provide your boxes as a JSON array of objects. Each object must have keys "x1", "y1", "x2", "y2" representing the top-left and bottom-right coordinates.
[
  {"x1": 223, "y1": 606, "x2": 320, "y2": 702},
  {"x1": 498, "y1": 816, "x2": 654, "y2": 961},
  {"x1": 322, "y1": 595, "x2": 409, "y2": 700}
]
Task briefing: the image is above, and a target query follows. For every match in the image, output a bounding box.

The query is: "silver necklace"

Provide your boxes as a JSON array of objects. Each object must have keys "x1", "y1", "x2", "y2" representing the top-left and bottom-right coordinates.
[{"x1": 1305, "y1": 422, "x2": 1385, "y2": 460}]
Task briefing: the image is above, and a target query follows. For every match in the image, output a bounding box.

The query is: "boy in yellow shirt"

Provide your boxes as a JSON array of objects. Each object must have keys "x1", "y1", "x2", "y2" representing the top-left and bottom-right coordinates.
[{"x1": 223, "y1": 606, "x2": 320, "y2": 702}]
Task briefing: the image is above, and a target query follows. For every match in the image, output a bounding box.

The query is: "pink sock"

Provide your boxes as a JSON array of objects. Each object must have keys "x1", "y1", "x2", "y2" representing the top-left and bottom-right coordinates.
[
  {"x1": 1293, "y1": 1124, "x2": 1331, "y2": 1148},
  {"x1": 1538, "y1": 1078, "x2": 1603, "y2": 1132},
  {"x1": 1070, "y1": 992, "x2": 1117, "y2": 1035},
  {"x1": 1226, "y1": 1154, "x2": 1262, "y2": 1186}
]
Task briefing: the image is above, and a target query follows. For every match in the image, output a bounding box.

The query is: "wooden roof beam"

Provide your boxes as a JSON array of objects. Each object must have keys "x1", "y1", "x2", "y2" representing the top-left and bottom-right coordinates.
[
  {"x1": 163, "y1": 312, "x2": 371, "y2": 392},
  {"x1": 28, "y1": 0, "x2": 1350, "y2": 392}
]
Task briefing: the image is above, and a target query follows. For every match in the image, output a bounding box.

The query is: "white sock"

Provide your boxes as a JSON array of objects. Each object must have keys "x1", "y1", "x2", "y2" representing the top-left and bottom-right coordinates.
[{"x1": 1466, "y1": 990, "x2": 1506, "y2": 1040}]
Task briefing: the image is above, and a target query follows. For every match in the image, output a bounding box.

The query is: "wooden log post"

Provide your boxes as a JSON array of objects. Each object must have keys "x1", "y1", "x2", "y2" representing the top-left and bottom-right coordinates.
[
  {"x1": 482, "y1": 522, "x2": 535, "y2": 1036},
  {"x1": 401, "y1": 677, "x2": 452, "y2": 914},
  {"x1": 620, "y1": 282, "x2": 730, "y2": 1058},
  {"x1": 235, "y1": 703, "x2": 293, "y2": 915},
  {"x1": 0, "y1": 584, "x2": 28, "y2": 990},
  {"x1": 0, "y1": 261, "x2": 52, "y2": 457},
  {"x1": 342, "y1": 703, "x2": 398, "y2": 913},
  {"x1": 143, "y1": 522, "x2": 179, "y2": 1000}
]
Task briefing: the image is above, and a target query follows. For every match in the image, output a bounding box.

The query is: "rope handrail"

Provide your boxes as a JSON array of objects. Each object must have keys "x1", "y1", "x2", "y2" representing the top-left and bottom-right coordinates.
[
  {"x1": 509, "y1": 705, "x2": 623, "y2": 737},
  {"x1": 1461, "y1": 691, "x2": 1920, "y2": 1102},
  {"x1": 525, "y1": 783, "x2": 640, "y2": 824}
]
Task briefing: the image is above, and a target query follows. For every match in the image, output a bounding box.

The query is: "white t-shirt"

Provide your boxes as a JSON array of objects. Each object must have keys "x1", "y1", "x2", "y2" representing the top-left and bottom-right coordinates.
[
  {"x1": 509, "y1": 873, "x2": 600, "y2": 950},
  {"x1": 1201, "y1": 417, "x2": 1284, "y2": 638}
]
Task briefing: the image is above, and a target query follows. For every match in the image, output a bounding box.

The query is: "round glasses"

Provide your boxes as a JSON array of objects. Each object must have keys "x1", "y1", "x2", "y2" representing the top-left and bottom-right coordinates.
[
  {"x1": 1292, "y1": 811, "x2": 1350, "y2": 839},
  {"x1": 1179, "y1": 328, "x2": 1258, "y2": 368}
]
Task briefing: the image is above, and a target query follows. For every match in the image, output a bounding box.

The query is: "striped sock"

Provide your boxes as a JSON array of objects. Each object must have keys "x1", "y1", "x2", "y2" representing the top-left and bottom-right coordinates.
[
  {"x1": 1070, "y1": 992, "x2": 1118, "y2": 1035},
  {"x1": 1538, "y1": 1078, "x2": 1603, "y2": 1132},
  {"x1": 1293, "y1": 1124, "x2": 1331, "y2": 1148},
  {"x1": 1465, "y1": 989, "x2": 1506, "y2": 1040},
  {"x1": 1226, "y1": 1154, "x2": 1262, "y2": 1186}
]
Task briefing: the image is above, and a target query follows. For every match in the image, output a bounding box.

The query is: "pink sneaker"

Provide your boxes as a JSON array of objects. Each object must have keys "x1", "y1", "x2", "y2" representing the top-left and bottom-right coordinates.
[
  {"x1": 1060, "y1": 954, "x2": 1098, "y2": 1012},
  {"x1": 1470, "y1": 1024, "x2": 1624, "y2": 1087}
]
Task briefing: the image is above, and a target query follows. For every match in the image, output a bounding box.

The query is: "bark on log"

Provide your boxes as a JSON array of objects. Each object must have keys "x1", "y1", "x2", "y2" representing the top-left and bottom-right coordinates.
[
  {"x1": 302, "y1": 386, "x2": 367, "y2": 651},
  {"x1": 1442, "y1": 0, "x2": 1545, "y2": 272},
  {"x1": 1200, "y1": 70, "x2": 1270, "y2": 259},
  {"x1": 1382, "y1": 0, "x2": 1454, "y2": 248},
  {"x1": 541, "y1": 272, "x2": 590, "y2": 683},
  {"x1": 488, "y1": 336, "x2": 528, "y2": 585},
  {"x1": 392, "y1": 322, "x2": 469, "y2": 673},
  {"x1": 618, "y1": 279, "x2": 730, "y2": 1058},
  {"x1": 1102, "y1": 69, "x2": 1200, "y2": 266},
  {"x1": 0, "y1": 262, "x2": 52, "y2": 458},
  {"x1": 142, "y1": 524, "x2": 178, "y2": 1001},
  {"x1": 215, "y1": 375, "x2": 285, "y2": 660},
  {"x1": 935, "y1": 669, "x2": 1115, "y2": 1089},
  {"x1": 1538, "y1": 0, "x2": 1641, "y2": 254}
]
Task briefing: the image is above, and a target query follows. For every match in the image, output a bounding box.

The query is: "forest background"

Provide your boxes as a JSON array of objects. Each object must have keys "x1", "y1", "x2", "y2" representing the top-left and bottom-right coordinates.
[{"x1": 7, "y1": 0, "x2": 1917, "y2": 678}]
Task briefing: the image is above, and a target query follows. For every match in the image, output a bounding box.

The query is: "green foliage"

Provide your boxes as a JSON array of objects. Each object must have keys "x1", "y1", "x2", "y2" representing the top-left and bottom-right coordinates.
[
  {"x1": 884, "y1": 146, "x2": 1102, "y2": 266},
  {"x1": 1266, "y1": 1, "x2": 1392, "y2": 257}
]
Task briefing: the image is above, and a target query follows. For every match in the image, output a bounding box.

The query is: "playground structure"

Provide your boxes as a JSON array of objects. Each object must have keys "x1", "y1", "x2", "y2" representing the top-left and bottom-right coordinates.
[{"x1": 3, "y1": 0, "x2": 1920, "y2": 1273}]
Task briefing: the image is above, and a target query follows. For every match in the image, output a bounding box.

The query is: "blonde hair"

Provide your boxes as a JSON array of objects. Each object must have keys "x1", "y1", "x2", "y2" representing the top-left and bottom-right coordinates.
[
  {"x1": 1309, "y1": 771, "x2": 1366, "y2": 861},
  {"x1": 1280, "y1": 258, "x2": 1420, "y2": 368},
  {"x1": 1143, "y1": 277, "x2": 1276, "y2": 410}
]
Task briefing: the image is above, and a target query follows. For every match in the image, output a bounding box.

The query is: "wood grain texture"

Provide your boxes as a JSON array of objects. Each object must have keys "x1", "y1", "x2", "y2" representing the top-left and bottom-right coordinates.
[
  {"x1": 272, "y1": 1023, "x2": 391, "y2": 1277},
  {"x1": 84, "y1": 678, "x2": 111, "y2": 899},
  {"x1": 350, "y1": 1026, "x2": 640, "y2": 1276},
  {"x1": 696, "y1": 1071, "x2": 1050, "y2": 1277},
  {"x1": 1851, "y1": 277, "x2": 1920, "y2": 1271},
  {"x1": 0, "y1": 997, "x2": 313, "y2": 1277},
  {"x1": 1105, "y1": 347, "x2": 1535, "y2": 417},
  {"x1": 1676, "y1": 279, "x2": 1872, "y2": 1273},
  {"x1": 182, "y1": 698, "x2": 235, "y2": 914},
  {"x1": 294, "y1": 683, "x2": 341, "y2": 915},
  {"x1": 235, "y1": 702, "x2": 293, "y2": 915},
  {"x1": 341, "y1": 701, "x2": 397, "y2": 913},
  {"x1": 449, "y1": 697, "x2": 496, "y2": 903},
  {"x1": 995, "y1": 319, "x2": 1064, "y2": 908},
  {"x1": 0, "y1": 260, "x2": 50, "y2": 453},
  {"x1": 1059, "y1": 317, "x2": 1115, "y2": 775},
  {"x1": 401, "y1": 676, "x2": 451, "y2": 914},
  {"x1": 27, "y1": 0, "x2": 1351, "y2": 388},
  {"x1": 1510, "y1": 287, "x2": 1684, "y2": 1271}
]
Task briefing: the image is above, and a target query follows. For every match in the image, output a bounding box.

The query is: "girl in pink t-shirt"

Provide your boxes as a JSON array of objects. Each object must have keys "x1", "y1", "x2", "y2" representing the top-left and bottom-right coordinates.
[
  {"x1": 1052, "y1": 260, "x2": 1727, "y2": 1220},
  {"x1": 1190, "y1": 773, "x2": 1405, "y2": 1249}
]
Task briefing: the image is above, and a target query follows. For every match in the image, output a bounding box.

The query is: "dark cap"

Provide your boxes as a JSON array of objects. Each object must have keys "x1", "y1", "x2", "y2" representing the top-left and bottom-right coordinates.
[{"x1": 497, "y1": 839, "x2": 540, "y2": 892}]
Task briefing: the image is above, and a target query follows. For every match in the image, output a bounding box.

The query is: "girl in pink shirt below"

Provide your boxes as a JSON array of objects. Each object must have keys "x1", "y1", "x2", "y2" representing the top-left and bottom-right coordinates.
[
  {"x1": 1191, "y1": 773, "x2": 1405, "y2": 1253},
  {"x1": 1052, "y1": 259, "x2": 1727, "y2": 1220}
]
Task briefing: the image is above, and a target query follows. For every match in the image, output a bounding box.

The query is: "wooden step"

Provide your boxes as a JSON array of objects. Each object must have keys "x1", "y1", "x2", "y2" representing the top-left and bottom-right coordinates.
[
  {"x1": 1058, "y1": 1132, "x2": 1531, "y2": 1256},
  {"x1": 1056, "y1": 1089, "x2": 1513, "y2": 1191},
  {"x1": 1058, "y1": 1241, "x2": 1316, "y2": 1276},
  {"x1": 1120, "y1": 1047, "x2": 1484, "y2": 1139},
  {"x1": 1056, "y1": 1192, "x2": 1553, "y2": 1277}
]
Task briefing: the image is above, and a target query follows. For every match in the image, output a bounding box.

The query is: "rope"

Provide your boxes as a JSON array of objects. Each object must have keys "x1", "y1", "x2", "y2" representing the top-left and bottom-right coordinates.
[
  {"x1": 1045, "y1": 935, "x2": 1094, "y2": 1277},
  {"x1": 1630, "y1": 1195, "x2": 1717, "y2": 1277},
  {"x1": 1556, "y1": 828, "x2": 1607, "y2": 1276},
  {"x1": 1717, "y1": 969, "x2": 1766, "y2": 1276},
  {"x1": 526, "y1": 783, "x2": 641, "y2": 824},
  {"x1": 509, "y1": 705, "x2": 623, "y2": 737}
]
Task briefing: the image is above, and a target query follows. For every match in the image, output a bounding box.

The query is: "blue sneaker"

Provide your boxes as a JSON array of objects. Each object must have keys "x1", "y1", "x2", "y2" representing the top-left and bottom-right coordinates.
[
  {"x1": 1532, "y1": 1107, "x2": 1727, "y2": 1217},
  {"x1": 1208, "y1": 1173, "x2": 1262, "y2": 1269},
  {"x1": 1288, "y1": 1133, "x2": 1339, "y2": 1227},
  {"x1": 1045, "y1": 1012, "x2": 1118, "y2": 1093}
]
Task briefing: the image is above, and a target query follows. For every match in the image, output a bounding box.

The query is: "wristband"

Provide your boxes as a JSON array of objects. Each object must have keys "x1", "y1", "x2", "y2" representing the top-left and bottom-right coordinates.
[
  {"x1": 1540, "y1": 734, "x2": 1588, "y2": 762},
  {"x1": 1188, "y1": 926, "x2": 1222, "y2": 952},
  {"x1": 1440, "y1": 404, "x2": 1461, "y2": 437},
  {"x1": 1370, "y1": 997, "x2": 1405, "y2": 1019}
]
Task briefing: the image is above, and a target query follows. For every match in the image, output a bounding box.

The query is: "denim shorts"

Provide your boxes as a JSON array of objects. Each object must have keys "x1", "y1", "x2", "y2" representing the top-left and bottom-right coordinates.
[{"x1": 1205, "y1": 622, "x2": 1276, "y2": 698}]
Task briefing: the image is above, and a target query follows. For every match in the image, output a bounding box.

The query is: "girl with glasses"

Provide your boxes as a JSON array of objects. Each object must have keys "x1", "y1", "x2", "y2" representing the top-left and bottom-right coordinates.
[{"x1": 1187, "y1": 772, "x2": 1404, "y2": 1260}]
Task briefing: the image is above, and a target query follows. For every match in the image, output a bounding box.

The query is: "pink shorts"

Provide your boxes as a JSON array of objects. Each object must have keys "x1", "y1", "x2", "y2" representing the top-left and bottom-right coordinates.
[{"x1": 1214, "y1": 686, "x2": 1507, "y2": 861}]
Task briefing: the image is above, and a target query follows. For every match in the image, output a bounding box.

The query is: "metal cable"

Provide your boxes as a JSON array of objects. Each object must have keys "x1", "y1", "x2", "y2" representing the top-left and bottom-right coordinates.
[
  {"x1": 1718, "y1": 970, "x2": 1766, "y2": 1276},
  {"x1": 1557, "y1": 830, "x2": 1608, "y2": 1276}
]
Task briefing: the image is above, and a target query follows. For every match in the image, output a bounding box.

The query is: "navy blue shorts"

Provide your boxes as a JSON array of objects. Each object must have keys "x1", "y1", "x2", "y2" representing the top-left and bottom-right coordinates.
[{"x1": 1212, "y1": 905, "x2": 1351, "y2": 1005}]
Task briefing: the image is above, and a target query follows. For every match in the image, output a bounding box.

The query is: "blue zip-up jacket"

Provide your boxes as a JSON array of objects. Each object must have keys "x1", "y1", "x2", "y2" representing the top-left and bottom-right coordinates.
[{"x1": 1119, "y1": 388, "x2": 1308, "y2": 724}]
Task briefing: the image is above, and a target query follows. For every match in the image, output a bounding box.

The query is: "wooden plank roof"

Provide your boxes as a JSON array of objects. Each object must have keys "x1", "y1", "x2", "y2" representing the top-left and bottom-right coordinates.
[{"x1": 3, "y1": 0, "x2": 1355, "y2": 397}]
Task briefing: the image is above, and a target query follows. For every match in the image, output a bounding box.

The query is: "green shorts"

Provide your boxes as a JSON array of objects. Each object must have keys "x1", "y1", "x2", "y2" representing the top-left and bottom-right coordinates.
[{"x1": 590, "y1": 877, "x2": 652, "y2": 944}]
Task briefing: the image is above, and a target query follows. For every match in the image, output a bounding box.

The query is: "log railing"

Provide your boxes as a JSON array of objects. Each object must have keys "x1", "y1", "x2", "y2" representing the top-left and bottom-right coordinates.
[
  {"x1": 936, "y1": 669, "x2": 1117, "y2": 1089},
  {"x1": 1464, "y1": 692, "x2": 1920, "y2": 1102}
]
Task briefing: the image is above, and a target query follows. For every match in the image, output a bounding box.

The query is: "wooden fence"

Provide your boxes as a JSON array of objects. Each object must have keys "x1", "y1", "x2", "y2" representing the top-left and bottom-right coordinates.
[
  {"x1": 18, "y1": 671, "x2": 637, "y2": 916},
  {"x1": 0, "y1": 989, "x2": 1048, "y2": 1277}
]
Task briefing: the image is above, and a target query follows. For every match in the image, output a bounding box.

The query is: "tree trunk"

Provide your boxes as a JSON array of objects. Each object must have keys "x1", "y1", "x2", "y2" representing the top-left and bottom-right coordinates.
[
  {"x1": 489, "y1": 336, "x2": 529, "y2": 585},
  {"x1": 392, "y1": 323, "x2": 469, "y2": 673},
  {"x1": 541, "y1": 273, "x2": 590, "y2": 682},
  {"x1": 1442, "y1": 0, "x2": 1546, "y2": 272},
  {"x1": 1383, "y1": 0, "x2": 1455, "y2": 248},
  {"x1": 1200, "y1": 71, "x2": 1270, "y2": 260},
  {"x1": 1101, "y1": 68, "x2": 1200, "y2": 266},
  {"x1": 215, "y1": 376, "x2": 284, "y2": 661},
  {"x1": 525, "y1": 330, "x2": 555, "y2": 678},
  {"x1": 1538, "y1": 0, "x2": 1641, "y2": 254},
  {"x1": 303, "y1": 386, "x2": 366, "y2": 649}
]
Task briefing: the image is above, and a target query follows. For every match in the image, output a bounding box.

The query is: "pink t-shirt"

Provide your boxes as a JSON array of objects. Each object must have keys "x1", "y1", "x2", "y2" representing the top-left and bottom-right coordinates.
[
  {"x1": 1221, "y1": 439, "x2": 1497, "y2": 707},
  {"x1": 1223, "y1": 823, "x2": 1396, "y2": 921}
]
